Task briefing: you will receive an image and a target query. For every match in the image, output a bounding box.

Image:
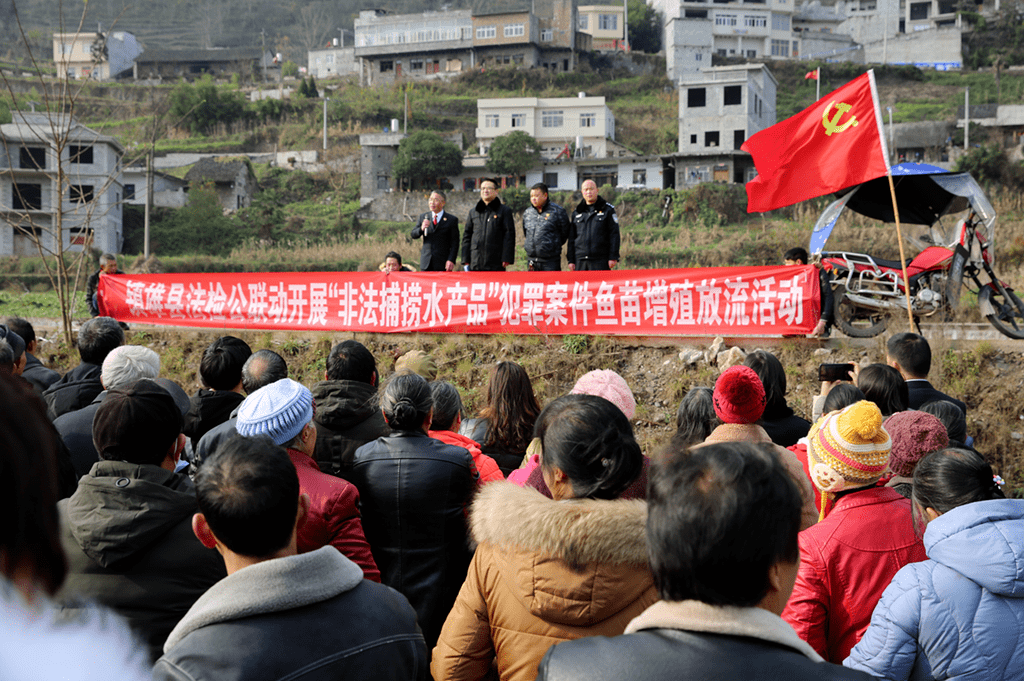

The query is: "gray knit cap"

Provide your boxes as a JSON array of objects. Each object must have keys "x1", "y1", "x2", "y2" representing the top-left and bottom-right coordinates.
[{"x1": 236, "y1": 378, "x2": 313, "y2": 446}]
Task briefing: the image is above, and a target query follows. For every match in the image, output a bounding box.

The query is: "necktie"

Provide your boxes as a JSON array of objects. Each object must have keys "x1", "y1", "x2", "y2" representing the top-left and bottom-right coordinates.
[{"x1": 433, "y1": 215, "x2": 438, "y2": 226}]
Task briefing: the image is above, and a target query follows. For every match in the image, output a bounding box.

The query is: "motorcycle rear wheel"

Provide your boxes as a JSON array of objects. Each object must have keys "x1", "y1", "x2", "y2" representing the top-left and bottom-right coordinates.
[
  {"x1": 833, "y1": 285, "x2": 890, "y2": 338},
  {"x1": 980, "y1": 285, "x2": 1024, "y2": 340}
]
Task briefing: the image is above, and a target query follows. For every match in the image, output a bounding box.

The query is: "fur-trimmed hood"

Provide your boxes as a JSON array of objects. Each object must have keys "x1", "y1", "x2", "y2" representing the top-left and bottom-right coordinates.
[{"x1": 470, "y1": 482, "x2": 653, "y2": 626}]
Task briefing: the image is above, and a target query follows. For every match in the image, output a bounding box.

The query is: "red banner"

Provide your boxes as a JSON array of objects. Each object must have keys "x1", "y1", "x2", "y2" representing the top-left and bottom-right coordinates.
[{"x1": 98, "y1": 266, "x2": 820, "y2": 336}]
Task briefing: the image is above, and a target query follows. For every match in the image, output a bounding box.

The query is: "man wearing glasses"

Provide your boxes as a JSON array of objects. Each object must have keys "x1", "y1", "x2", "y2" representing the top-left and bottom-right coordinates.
[{"x1": 461, "y1": 179, "x2": 515, "y2": 271}]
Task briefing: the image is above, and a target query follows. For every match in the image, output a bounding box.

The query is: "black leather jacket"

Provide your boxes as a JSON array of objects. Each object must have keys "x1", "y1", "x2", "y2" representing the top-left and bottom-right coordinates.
[
  {"x1": 523, "y1": 200, "x2": 570, "y2": 263},
  {"x1": 461, "y1": 197, "x2": 516, "y2": 271},
  {"x1": 568, "y1": 196, "x2": 620, "y2": 264},
  {"x1": 537, "y1": 627, "x2": 873, "y2": 681},
  {"x1": 349, "y1": 431, "x2": 477, "y2": 647}
]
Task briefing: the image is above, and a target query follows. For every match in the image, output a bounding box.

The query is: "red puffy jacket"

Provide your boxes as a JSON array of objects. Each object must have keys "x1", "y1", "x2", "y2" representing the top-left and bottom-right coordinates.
[{"x1": 781, "y1": 486, "x2": 926, "y2": 663}]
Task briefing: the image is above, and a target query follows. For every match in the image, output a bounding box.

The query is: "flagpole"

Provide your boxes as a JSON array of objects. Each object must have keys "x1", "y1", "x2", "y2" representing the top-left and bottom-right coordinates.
[
  {"x1": 887, "y1": 172, "x2": 915, "y2": 329},
  {"x1": 816, "y1": 67, "x2": 820, "y2": 100}
]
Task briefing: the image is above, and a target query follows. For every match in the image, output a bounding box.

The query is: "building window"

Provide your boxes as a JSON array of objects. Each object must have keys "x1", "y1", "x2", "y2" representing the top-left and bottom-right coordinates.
[
  {"x1": 724, "y1": 85, "x2": 742, "y2": 106},
  {"x1": 744, "y1": 14, "x2": 766, "y2": 26},
  {"x1": 504, "y1": 24, "x2": 525, "y2": 37},
  {"x1": 578, "y1": 15, "x2": 589, "y2": 29},
  {"x1": 633, "y1": 169, "x2": 646, "y2": 184},
  {"x1": 410, "y1": 59, "x2": 423, "y2": 70},
  {"x1": 687, "y1": 88, "x2": 706, "y2": 107},
  {"x1": 380, "y1": 60, "x2": 393, "y2": 72},
  {"x1": 745, "y1": 49, "x2": 757, "y2": 57},
  {"x1": 599, "y1": 14, "x2": 618, "y2": 30},
  {"x1": 485, "y1": 114, "x2": 500, "y2": 127},
  {"x1": 69, "y1": 145, "x2": 94, "y2": 164},
  {"x1": 377, "y1": 174, "x2": 389, "y2": 190},
  {"x1": 734, "y1": 129, "x2": 746, "y2": 148},
  {"x1": 705, "y1": 131, "x2": 720, "y2": 147},
  {"x1": 770, "y1": 39, "x2": 789, "y2": 56},
  {"x1": 695, "y1": 52, "x2": 703, "y2": 60},
  {"x1": 541, "y1": 28, "x2": 553, "y2": 41},
  {"x1": 686, "y1": 9, "x2": 708, "y2": 17},
  {"x1": 715, "y1": 13, "x2": 738, "y2": 25},
  {"x1": 13, "y1": 183, "x2": 42, "y2": 210},
  {"x1": 124, "y1": 184, "x2": 136, "y2": 201},
  {"x1": 716, "y1": 48, "x2": 728, "y2": 56},
  {"x1": 772, "y1": 14, "x2": 791, "y2": 29},
  {"x1": 70, "y1": 184, "x2": 94, "y2": 203},
  {"x1": 61, "y1": 42, "x2": 73, "y2": 55},
  {"x1": 512, "y1": 54, "x2": 524, "y2": 64},
  {"x1": 511, "y1": 113, "x2": 525, "y2": 128},
  {"x1": 543, "y1": 172, "x2": 558, "y2": 187},
  {"x1": 541, "y1": 110, "x2": 563, "y2": 127},
  {"x1": 476, "y1": 25, "x2": 496, "y2": 39},
  {"x1": 580, "y1": 112, "x2": 596, "y2": 127},
  {"x1": 792, "y1": 41, "x2": 798, "y2": 56},
  {"x1": 690, "y1": 134, "x2": 698, "y2": 144},
  {"x1": 18, "y1": 146, "x2": 46, "y2": 170},
  {"x1": 464, "y1": 178, "x2": 477, "y2": 191}
]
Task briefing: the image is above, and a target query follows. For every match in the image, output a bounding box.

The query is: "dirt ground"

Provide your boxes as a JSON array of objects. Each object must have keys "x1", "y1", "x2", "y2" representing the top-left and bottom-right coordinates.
[{"x1": 35, "y1": 324, "x2": 1024, "y2": 496}]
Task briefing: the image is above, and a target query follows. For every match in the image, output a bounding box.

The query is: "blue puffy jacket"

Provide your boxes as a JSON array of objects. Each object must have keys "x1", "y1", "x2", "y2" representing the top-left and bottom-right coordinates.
[{"x1": 844, "y1": 499, "x2": 1024, "y2": 680}]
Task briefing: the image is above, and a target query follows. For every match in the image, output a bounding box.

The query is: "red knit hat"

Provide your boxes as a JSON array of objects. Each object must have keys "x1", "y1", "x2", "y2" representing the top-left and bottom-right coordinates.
[
  {"x1": 885, "y1": 410, "x2": 949, "y2": 477},
  {"x1": 713, "y1": 365, "x2": 766, "y2": 424}
]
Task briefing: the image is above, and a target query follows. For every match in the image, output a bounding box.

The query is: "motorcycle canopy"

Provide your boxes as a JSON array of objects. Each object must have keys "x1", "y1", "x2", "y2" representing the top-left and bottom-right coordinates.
[{"x1": 809, "y1": 163, "x2": 997, "y2": 255}]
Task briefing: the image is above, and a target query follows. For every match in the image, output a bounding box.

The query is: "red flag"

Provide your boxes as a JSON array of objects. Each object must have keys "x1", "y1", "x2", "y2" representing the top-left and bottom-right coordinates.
[
  {"x1": 804, "y1": 69, "x2": 819, "y2": 80},
  {"x1": 742, "y1": 70, "x2": 889, "y2": 213}
]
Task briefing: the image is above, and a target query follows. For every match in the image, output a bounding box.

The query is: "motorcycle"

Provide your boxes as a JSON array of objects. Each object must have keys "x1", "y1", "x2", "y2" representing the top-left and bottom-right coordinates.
[{"x1": 810, "y1": 164, "x2": 1024, "y2": 340}]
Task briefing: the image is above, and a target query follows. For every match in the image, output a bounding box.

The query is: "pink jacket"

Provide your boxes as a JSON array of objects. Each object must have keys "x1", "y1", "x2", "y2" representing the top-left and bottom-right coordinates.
[{"x1": 429, "y1": 430, "x2": 505, "y2": 484}]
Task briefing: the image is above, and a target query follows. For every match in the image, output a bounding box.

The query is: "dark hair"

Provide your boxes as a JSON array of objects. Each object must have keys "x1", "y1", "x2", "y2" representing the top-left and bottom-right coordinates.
[
  {"x1": 744, "y1": 350, "x2": 790, "y2": 418},
  {"x1": 480, "y1": 178, "x2": 498, "y2": 189},
  {"x1": 648, "y1": 440, "x2": 801, "y2": 606},
  {"x1": 479, "y1": 362, "x2": 541, "y2": 453},
  {"x1": 199, "y1": 336, "x2": 252, "y2": 391},
  {"x1": 326, "y1": 340, "x2": 377, "y2": 384},
  {"x1": 670, "y1": 387, "x2": 718, "y2": 450},
  {"x1": 76, "y1": 316, "x2": 124, "y2": 365},
  {"x1": 784, "y1": 247, "x2": 809, "y2": 264},
  {"x1": 858, "y1": 363, "x2": 908, "y2": 416},
  {"x1": 530, "y1": 182, "x2": 549, "y2": 194},
  {"x1": 385, "y1": 251, "x2": 402, "y2": 265},
  {"x1": 912, "y1": 447, "x2": 1004, "y2": 533},
  {"x1": 380, "y1": 372, "x2": 433, "y2": 431},
  {"x1": 919, "y1": 400, "x2": 968, "y2": 446},
  {"x1": 241, "y1": 349, "x2": 288, "y2": 394},
  {"x1": 538, "y1": 394, "x2": 642, "y2": 500},
  {"x1": 822, "y1": 383, "x2": 865, "y2": 414},
  {"x1": 195, "y1": 434, "x2": 300, "y2": 558},
  {"x1": 429, "y1": 381, "x2": 463, "y2": 431},
  {"x1": 887, "y1": 332, "x2": 931, "y2": 378},
  {"x1": 0, "y1": 338, "x2": 12, "y2": 372},
  {"x1": 93, "y1": 379, "x2": 184, "y2": 466},
  {"x1": 3, "y1": 317, "x2": 34, "y2": 345},
  {"x1": 0, "y1": 373, "x2": 67, "y2": 595}
]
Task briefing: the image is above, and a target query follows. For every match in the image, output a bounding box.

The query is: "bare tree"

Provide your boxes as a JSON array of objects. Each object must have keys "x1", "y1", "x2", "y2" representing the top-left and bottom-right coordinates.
[
  {"x1": 296, "y1": 2, "x2": 334, "y2": 55},
  {"x1": 0, "y1": 1, "x2": 128, "y2": 346}
]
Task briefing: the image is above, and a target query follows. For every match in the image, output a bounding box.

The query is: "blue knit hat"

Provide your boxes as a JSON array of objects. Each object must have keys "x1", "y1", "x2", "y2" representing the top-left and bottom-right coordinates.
[{"x1": 236, "y1": 378, "x2": 313, "y2": 446}]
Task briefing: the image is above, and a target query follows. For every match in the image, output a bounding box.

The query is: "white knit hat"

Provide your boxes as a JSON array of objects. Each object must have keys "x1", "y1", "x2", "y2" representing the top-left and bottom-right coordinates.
[{"x1": 236, "y1": 378, "x2": 313, "y2": 446}]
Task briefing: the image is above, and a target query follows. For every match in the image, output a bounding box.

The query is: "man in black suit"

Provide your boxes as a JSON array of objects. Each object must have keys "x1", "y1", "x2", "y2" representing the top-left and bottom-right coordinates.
[
  {"x1": 411, "y1": 191, "x2": 460, "y2": 272},
  {"x1": 886, "y1": 332, "x2": 967, "y2": 415}
]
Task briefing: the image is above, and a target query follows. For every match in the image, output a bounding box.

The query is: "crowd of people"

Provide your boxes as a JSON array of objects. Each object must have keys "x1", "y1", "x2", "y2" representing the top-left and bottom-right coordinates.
[{"x1": 1, "y1": 315, "x2": 1021, "y2": 681}]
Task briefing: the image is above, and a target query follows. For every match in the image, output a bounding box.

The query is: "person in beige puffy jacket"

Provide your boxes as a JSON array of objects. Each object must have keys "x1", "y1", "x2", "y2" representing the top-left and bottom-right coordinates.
[{"x1": 431, "y1": 394, "x2": 658, "y2": 681}]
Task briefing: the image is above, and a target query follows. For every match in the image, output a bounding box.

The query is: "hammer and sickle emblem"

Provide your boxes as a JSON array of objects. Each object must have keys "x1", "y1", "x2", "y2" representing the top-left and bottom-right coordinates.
[{"x1": 822, "y1": 101, "x2": 859, "y2": 136}]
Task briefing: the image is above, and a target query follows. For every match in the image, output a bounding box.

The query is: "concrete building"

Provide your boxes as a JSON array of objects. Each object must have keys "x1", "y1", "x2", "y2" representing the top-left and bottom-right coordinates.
[
  {"x1": 122, "y1": 166, "x2": 190, "y2": 209},
  {"x1": 664, "y1": 0, "x2": 801, "y2": 64},
  {"x1": 52, "y1": 31, "x2": 143, "y2": 80},
  {"x1": 307, "y1": 45, "x2": 358, "y2": 80},
  {"x1": 353, "y1": 2, "x2": 582, "y2": 86},
  {"x1": 475, "y1": 95, "x2": 615, "y2": 159},
  {"x1": 672, "y1": 63, "x2": 777, "y2": 186},
  {"x1": 134, "y1": 47, "x2": 275, "y2": 81},
  {"x1": 0, "y1": 112, "x2": 124, "y2": 256},
  {"x1": 665, "y1": 17, "x2": 714, "y2": 80},
  {"x1": 183, "y1": 158, "x2": 257, "y2": 211},
  {"x1": 359, "y1": 132, "x2": 407, "y2": 205},
  {"x1": 577, "y1": 4, "x2": 627, "y2": 51}
]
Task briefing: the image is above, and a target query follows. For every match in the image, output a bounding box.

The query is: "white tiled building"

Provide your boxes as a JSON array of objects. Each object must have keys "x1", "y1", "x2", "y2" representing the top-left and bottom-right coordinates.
[
  {"x1": 0, "y1": 112, "x2": 124, "y2": 255},
  {"x1": 476, "y1": 95, "x2": 615, "y2": 159}
]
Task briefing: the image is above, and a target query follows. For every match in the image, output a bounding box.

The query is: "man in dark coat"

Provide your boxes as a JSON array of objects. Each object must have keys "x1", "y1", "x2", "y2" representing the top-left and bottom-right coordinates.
[
  {"x1": 312, "y1": 340, "x2": 389, "y2": 480},
  {"x1": 86, "y1": 253, "x2": 122, "y2": 317},
  {"x1": 568, "y1": 179, "x2": 620, "y2": 271},
  {"x1": 411, "y1": 191, "x2": 460, "y2": 272},
  {"x1": 524, "y1": 182, "x2": 571, "y2": 271},
  {"x1": 461, "y1": 178, "x2": 515, "y2": 271},
  {"x1": 886, "y1": 332, "x2": 967, "y2": 415},
  {"x1": 536, "y1": 441, "x2": 872, "y2": 681},
  {"x1": 42, "y1": 316, "x2": 124, "y2": 421},
  {"x1": 182, "y1": 336, "x2": 251, "y2": 450},
  {"x1": 57, "y1": 379, "x2": 226, "y2": 662},
  {"x1": 153, "y1": 436, "x2": 427, "y2": 681},
  {"x1": 4, "y1": 317, "x2": 60, "y2": 394}
]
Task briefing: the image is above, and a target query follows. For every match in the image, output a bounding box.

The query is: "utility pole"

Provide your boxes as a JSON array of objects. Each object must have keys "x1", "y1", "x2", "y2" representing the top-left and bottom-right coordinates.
[
  {"x1": 404, "y1": 87, "x2": 408, "y2": 134},
  {"x1": 622, "y1": 0, "x2": 629, "y2": 51},
  {"x1": 964, "y1": 87, "x2": 969, "y2": 150},
  {"x1": 261, "y1": 30, "x2": 267, "y2": 84},
  {"x1": 323, "y1": 97, "x2": 329, "y2": 150},
  {"x1": 144, "y1": 143, "x2": 153, "y2": 259}
]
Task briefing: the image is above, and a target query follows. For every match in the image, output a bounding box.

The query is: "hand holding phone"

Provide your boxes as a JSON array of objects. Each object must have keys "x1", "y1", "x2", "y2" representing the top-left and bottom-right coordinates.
[{"x1": 818, "y1": 363, "x2": 855, "y2": 383}]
